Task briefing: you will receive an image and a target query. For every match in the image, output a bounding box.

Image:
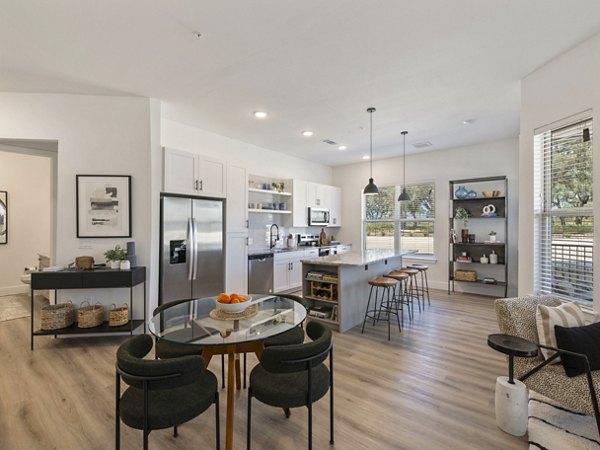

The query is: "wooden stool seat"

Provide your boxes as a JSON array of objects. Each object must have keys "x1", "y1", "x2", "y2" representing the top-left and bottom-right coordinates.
[
  {"x1": 400, "y1": 268, "x2": 419, "y2": 275},
  {"x1": 368, "y1": 277, "x2": 397, "y2": 288},
  {"x1": 408, "y1": 264, "x2": 429, "y2": 271},
  {"x1": 385, "y1": 271, "x2": 409, "y2": 281}
]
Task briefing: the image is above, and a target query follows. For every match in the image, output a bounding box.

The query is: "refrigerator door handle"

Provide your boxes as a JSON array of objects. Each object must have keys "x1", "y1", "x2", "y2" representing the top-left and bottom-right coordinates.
[
  {"x1": 188, "y1": 217, "x2": 194, "y2": 281},
  {"x1": 192, "y1": 218, "x2": 199, "y2": 281}
]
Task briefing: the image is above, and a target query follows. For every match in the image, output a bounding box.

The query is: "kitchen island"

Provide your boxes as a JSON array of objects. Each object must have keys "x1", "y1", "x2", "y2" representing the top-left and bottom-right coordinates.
[{"x1": 301, "y1": 250, "x2": 414, "y2": 332}]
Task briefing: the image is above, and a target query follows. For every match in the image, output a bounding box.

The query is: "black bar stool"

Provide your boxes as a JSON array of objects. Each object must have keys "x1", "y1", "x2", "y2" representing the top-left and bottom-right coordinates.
[
  {"x1": 361, "y1": 276, "x2": 401, "y2": 340},
  {"x1": 408, "y1": 264, "x2": 431, "y2": 307},
  {"x1": 384, "y1": 271, "x2": 410, "y2": 323}
]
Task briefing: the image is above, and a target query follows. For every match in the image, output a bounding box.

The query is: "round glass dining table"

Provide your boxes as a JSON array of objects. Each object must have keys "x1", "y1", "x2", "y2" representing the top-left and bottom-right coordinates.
[{"x1": 149, "y1": 294, "x2": 307, "y2": 450}]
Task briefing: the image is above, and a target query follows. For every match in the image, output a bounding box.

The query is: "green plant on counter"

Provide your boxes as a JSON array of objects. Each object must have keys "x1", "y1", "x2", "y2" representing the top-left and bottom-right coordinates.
[
  {"x1": 104, "y1": 244, "x2": 127, "y2": 262},
  {"x1": 454, "y1": 207, "x2": 469, "y2": 228}
]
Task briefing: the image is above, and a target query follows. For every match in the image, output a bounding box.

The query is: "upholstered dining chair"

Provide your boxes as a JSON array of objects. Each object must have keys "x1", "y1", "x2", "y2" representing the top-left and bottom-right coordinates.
[
  {"x1": 153, "y1": 299, "x2": 226, "y2": 387},
  {"x1": 242, "y1": 293, "x2": 307, "y2": 388},
  {"x1": 116, "y1": 334, "x2": 220, "y2": 450},
  {"x1": 246, "y1": 321, "x2": 333, "y2": 450}
]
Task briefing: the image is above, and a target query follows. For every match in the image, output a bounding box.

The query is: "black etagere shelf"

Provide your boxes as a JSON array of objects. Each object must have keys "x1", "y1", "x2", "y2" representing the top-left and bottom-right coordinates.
[{"x1": 448, "y1": 176, "x2": 508, "y2": 297}]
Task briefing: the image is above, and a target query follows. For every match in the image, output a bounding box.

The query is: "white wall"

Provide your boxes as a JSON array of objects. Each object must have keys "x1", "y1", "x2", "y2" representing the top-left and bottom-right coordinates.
[
  {"x1": 0, "y1": 149, "x2": 52, "y2": 294},
  {"x1": 161, "y1": 119, "x2": 333, "y2": 183},
  {"x1": 333, "y1": 138, "x2": 519, "y2": 295},
  {"x1": 0, "y1": 93, "x2": 157, "y2": 315},
  {"x1": 519, "y1": 32, "x2": 600, "y2": 309}
]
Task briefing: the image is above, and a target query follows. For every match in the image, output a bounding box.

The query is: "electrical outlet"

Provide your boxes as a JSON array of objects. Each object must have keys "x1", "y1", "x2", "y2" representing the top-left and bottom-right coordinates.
[{"x1": 79, "y1": 239, "x2": 93, "y2": 250}]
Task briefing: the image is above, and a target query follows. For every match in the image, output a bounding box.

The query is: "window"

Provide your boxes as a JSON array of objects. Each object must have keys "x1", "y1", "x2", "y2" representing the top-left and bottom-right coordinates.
[
  {"x1": 364, "y1": 182, "x2": 435, "y2": 254},
  {"x1": 534, "y1": 117, "x2": 593, "y2": 303}
]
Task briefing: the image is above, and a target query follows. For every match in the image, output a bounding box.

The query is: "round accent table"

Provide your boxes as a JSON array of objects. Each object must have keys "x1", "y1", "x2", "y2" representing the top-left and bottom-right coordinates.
[{"x1": 487, "y1": 333, "x2": 539, "y2": 436}]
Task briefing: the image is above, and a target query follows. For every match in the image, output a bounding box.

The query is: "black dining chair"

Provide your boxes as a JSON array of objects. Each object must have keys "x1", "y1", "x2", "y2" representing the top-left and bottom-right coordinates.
[
  {"x1": 242, "y1": 293, "x2": 307, "y2": 388},
  {"x1": 246, "y1": 321, "x2": 333, "y2": 450},
  {"x1": 153, "y1": 299, "x2": 226, "y2": 388},
  {"x1": 115, "y1": 334, "x2": 220, "y2": 450}
]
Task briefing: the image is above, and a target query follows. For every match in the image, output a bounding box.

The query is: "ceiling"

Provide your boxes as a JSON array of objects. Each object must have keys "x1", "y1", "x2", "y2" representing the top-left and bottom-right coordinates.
[{"x1": 2, "y1": 1, "x2": 600, "y2": 166}]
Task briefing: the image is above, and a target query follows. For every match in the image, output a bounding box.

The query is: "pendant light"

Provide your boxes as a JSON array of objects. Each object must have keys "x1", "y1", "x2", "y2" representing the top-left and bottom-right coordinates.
[
  {"x1": 398, "y1": 131, "x2": 411, "y2": 201},
  {"x1": 363, "y1": 107, "x2": 379, "y2": 195}
]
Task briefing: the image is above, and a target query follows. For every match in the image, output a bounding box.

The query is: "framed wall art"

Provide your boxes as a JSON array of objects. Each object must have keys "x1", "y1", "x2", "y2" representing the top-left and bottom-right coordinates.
[
  {"x1": 0, "y1": 191, "x2": 7, "y2": 244},
  {"x1": 76, "y1": 175, "x2": 131, "y2": 238}
]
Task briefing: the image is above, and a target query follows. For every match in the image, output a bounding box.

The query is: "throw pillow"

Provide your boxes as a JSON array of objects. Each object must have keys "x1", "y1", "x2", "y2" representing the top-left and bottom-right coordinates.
[
  {"x1": 555, "y1": 321, "x2": 600, "y2": 377},
  {"x1": 536, "y1": 302, "x2": 585, "y2": 362}
]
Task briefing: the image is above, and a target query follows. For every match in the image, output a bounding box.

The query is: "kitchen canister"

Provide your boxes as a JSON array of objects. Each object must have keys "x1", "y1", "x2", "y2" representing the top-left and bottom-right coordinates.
[{"x1": 490, "y1": 250, "x2": 498, "y2": 264}]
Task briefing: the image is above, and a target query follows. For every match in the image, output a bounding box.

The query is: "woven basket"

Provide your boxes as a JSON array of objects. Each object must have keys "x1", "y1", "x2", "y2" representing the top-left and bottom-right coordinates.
[
  {"x1": 455, "y1": 269, "x2": 477, "y2": 282},
  {"x1": 108, "y1": 303, "x2": 129, "y2": 327},
  {"x1": 78, "y1": 301, "x2": 104, "y2": 328},
  {"x1": 41, "y1": 301, "x2": 73, "y2": 330}
]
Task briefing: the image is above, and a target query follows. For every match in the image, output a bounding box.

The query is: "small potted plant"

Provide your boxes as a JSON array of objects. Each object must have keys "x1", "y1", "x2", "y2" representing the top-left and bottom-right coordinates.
[
  {"x1": 455, "y1": 207, "x2": 469, "y2": 243},
  {"x1": 488, "y1": 230, "x2": 497, "y2": 242},
  {"x1": 104, "y1": 245, "x2": 127, "y2": 269}
]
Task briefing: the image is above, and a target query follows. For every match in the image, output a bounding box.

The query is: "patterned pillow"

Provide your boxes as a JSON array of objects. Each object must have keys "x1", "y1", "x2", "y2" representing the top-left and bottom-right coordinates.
[{"x1": 536, "y1": 302, "x2": 585, "y2": 362}]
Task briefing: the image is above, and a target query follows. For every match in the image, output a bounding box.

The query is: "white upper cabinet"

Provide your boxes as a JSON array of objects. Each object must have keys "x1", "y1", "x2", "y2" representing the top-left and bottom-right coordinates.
[
  {"x1": 163, "y1": 147, "x2": 226, "y2": 197},
  {"x1": 328, "y1": 186, "x2": 342, "y2": 227},
  {"x1": 292, "y1": 180, "x2": 308, "y2": 227},
  {"x1": 307, "y1": 182, "x2": 327, "y2": 208},
  {"x1": 226, "y1": 164, "x2": 248, "y2": 233}
]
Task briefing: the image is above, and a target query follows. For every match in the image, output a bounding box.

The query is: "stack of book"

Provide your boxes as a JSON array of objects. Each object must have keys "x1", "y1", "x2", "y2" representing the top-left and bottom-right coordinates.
[
  {"x1": 322, "y1": 272, "x2": 338, "y2": 282},
  {"x1": 456, "y1": 256, "x2": 472, "y2": 263},
  {"x1": 308, "y1": 305, "x2": 333, "y2": 319}
]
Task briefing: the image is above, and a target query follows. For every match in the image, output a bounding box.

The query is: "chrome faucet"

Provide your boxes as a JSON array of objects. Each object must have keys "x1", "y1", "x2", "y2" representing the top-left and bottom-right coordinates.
[{"x1": 269, "y1": 224, "x2": 279, "y2": 249}]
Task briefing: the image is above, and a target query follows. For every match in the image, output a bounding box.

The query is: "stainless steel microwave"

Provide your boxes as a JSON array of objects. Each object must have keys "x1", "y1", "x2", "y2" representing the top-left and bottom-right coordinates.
[{"x1": 308, "y1": 208, "x2": 330, "y2": 226}]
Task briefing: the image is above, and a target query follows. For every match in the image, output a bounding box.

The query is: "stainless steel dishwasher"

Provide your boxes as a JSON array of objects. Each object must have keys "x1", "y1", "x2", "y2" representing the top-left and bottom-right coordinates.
[{"x1": 248, "y1": 252, "x2": 274, "y2": 294}]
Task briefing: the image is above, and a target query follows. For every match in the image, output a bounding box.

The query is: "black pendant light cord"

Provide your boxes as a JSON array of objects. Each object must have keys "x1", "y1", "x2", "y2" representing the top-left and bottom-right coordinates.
[
  {"x1": 369, "y1": 108, "x2": 374, "y2": 177},
  {"x1": 402, "y1": 131, "x2": 407, "y2": 189}
]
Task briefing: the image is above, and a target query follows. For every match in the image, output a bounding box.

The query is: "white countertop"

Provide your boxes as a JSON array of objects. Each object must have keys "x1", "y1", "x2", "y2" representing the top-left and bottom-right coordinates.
[{"x1": 301, "y1": 249, "x2": 414, "y2": 266}]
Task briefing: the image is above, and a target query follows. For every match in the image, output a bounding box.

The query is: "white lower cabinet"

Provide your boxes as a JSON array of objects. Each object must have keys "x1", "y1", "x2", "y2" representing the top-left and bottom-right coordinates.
[
  {"x1": 225, "y1": 232, "x2": 248, "y2": 294},
  {"x1": 273, "y1": 250, "x2": 307, "y2": 292}
]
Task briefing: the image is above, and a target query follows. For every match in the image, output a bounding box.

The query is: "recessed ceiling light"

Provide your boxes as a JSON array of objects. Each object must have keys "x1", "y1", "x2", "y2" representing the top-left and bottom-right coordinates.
[
  {"x1": 463, "y1": 119, "x2": 476, "y2": 125},
  {"x1": 302, "y1": 130, "x2": 314, "y2": 137},
  {"x1": 253, "y1": 111, "x2": 268, "y2": 119},
  {"x1": 338, "y1": 145, "x2": 347, "y2": 151},
  {"x1": 362, "y1": 155, "x2": 370, "y2": 160}
]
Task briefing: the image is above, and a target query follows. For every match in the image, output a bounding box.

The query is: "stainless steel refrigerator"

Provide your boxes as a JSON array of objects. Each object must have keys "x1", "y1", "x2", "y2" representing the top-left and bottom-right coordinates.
[{"x1": 160, "y1": 194, "x2": 225, "y2": 304}]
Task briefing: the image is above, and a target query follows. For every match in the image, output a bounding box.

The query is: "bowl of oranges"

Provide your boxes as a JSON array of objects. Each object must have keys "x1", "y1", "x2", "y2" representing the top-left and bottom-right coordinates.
[{"x1": 215, "y1": 293, "x2": 252, "y2": 314}]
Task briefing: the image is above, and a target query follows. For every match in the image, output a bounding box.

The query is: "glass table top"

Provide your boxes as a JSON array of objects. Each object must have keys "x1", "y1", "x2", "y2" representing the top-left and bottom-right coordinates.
[{"x1": 149, "y1": 295, "x2": 307, "y2": 347}]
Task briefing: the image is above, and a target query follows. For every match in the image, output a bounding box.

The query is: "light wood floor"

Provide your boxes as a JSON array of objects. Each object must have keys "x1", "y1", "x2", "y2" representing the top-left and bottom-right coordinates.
[{"x1": 0, "y1": 290, "x2": 527, "y2": 450}]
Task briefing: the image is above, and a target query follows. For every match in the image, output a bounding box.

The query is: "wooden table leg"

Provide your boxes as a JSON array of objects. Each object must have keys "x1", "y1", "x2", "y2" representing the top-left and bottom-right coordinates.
[{"x1": 226, "y1": 349, "x2": 235, "y2": 450}]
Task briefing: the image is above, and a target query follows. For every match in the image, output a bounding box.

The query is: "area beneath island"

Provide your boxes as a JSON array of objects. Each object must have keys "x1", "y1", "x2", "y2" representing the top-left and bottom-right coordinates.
[{"x1": 301, "y1": 250, "x2": 414, "y2": 332}]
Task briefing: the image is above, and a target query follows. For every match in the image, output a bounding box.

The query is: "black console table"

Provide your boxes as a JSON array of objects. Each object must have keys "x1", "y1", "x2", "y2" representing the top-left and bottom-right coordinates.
[{"x1": 30, "y1": 267, "x2": 146, "y2": 350}]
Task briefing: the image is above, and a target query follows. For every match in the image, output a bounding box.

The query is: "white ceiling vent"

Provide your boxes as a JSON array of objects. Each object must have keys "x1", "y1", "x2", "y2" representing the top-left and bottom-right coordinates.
[
  {"x1": 413, "y1": 141, "x2": 432, "y2": 149},
  {"x1": 321, "y1": 139, "x2": 338, "y2": 146}
]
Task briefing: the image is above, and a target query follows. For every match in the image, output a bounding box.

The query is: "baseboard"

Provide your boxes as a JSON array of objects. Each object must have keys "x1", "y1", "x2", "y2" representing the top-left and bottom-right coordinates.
[{"x1": 0, "y1": 285, "x2": 29, "y2": 296}]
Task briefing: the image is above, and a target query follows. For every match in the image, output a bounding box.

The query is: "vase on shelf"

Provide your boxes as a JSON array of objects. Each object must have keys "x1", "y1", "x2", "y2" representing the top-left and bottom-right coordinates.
[
  {"x1": 120, "y1": 260, "x2": 131, "y2": 270},
  {"x1": 110, "y1": 260, "x2": 120, "y2": 269},
  {"x1": 466, "y1": 190, "x2": 477, "y2": 199},
  {"x1": 461, "y1": 229, "x2": 469, "y2": 243},
  {"x1": 455, "y1": 186, "x2": 468, "y2": 199},
  {"x1": 490, "y1": 251, "x2": 498, "y2": 264}
]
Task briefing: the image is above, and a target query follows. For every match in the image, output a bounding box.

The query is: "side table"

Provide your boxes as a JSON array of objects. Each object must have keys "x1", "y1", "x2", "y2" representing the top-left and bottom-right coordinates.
[{"x1": 487, "y1": 333, "x2": 538, "y2": 436}]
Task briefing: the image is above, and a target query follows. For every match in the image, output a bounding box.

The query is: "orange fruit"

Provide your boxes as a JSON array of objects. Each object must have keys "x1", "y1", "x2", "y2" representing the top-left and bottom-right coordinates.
[
  {"x1": 217, "y1": 293, "x2": 230, "y2": 303},
  {"x1": 230, "y1": 293, "x2": 240, "y2": 300},
  {"x1": 230, "y1": 298, "x2": 240, "y2": 304}
]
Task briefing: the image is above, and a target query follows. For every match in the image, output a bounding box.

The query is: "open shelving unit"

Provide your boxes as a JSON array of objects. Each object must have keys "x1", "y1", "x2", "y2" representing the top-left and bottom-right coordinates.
[
  {"x1": 448, "y1": 176, "x2": 508, "y2": 297},
  {"x1": 247, "y1": 176, "x2": 293, "y2": 215}
]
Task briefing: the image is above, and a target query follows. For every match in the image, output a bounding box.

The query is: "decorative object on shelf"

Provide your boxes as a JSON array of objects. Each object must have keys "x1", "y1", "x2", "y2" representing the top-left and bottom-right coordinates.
[
  {"x1": 482, "y1": 190, "x2": 501, "y2": 198},
  {"x1": 398, "y1": 131, "x2": 411, "y2": 201},
  {"x1": 455, "y1": 269, "x2": 477, "y2": 282},
  {"x1": 363, "y1": 107, "x2": 379, "y2": 195},
  {"x1": 482, "y1": 204, "x2": 497, "y2": 217},
  {"x1": 449, "y1": 228, "x2": 457, "y2": 243},
  {"x1": 455, "y1": 207, "x2": 469, "y2": 242},
  {"x1": 488, "y1": 231, "x2": 497, "y2": 242},
  {"x1": 468, "y1": 234, "x2": 476, "y2": 243},
  {"x1": 0, "y1": 190, "x2": 7, "y2": 244},
  {"x1": 75, "y1": 256, "x2": 95, "y2": 270},
  {"x1": 455, "y1": 186, "x2": 468, "y2": 199},
  {"x1": 77, "y1": 301, "x2": 104, "y2": 328},
  {"x1": 104, "y1": 244, "x2": 127, "y2": 269},
  {"x1": 109, "y1": 303, "x2": 129, "y2": 327},
  {"x1": 320, "y1": 228, "x2": 328, "y2": 246},
  {"x1": 466, "y1": 190, "x2": 477, "y2": 199},
  {"x1": 120, "y1": 260, "x2": 131, "y2": 270},
  {"x1": 490, "y1": 250, "x2": 498, "y2": 264},
  {"x1": 76, "y1": 175, "x2": 131, "y2": 238},
  {"x1": 457, "y1": 254, "x2": 472, "y2": 263},
  {"x1": 126, "y1": 241, "x2": 137, "y2": 267},
  {"x1": 271, "y1": 182, "x2": 285, "y2": 193},
  {"x1": 482, "y1": 277, "x2": 497, "y2": 284},
  {"x1": 480, "y1": 254, "x2": 489, "y2": 264}
]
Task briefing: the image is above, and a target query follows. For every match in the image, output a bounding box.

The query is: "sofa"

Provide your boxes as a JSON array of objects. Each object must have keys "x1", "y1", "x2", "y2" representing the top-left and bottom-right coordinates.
[{"x1": 495, "y1": 294, "x2": 600, "y2": 419}]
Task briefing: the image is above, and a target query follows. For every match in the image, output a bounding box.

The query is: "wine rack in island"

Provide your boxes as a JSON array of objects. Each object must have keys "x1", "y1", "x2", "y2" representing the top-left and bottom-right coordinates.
[
  {"x1": 304, "y1": 270, "x2": 339, "y2": 323},
  {"x1": 448, "y1": 176, "x2": 508, "y2": 297}
]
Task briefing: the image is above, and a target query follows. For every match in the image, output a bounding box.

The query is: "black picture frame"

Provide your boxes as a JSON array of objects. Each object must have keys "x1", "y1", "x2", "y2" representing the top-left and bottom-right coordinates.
[
  {"x1": 0, "y1": 190, "x2": 7, "y2": 244},
  {"x1": 76, "y1": 175, "x2": 131, "y2": 238}
]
